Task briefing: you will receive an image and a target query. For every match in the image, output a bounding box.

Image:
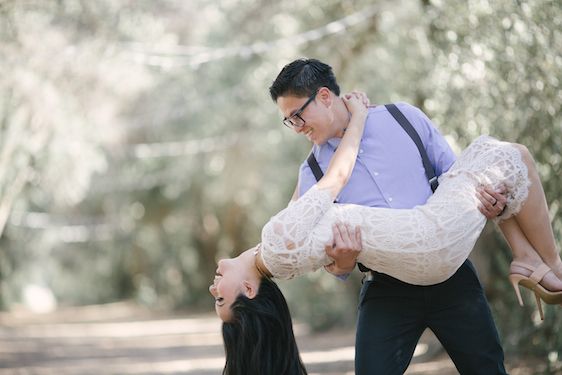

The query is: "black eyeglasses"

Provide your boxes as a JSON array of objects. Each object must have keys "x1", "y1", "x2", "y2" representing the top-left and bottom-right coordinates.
[{"x1": 282, "y1": 91, "x2": 318, "y2": 129}]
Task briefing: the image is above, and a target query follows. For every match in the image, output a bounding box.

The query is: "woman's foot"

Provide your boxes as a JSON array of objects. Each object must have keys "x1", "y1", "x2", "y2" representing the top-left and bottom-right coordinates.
[
  {"x1": 510, "y1": 258, "x2": 562, "y2": 320},
  {"x1": 545, "y1": 256, "x2": 562, "y2": 281},
  {"x1": 510, "y1": 257, "x2": 562, "y2": 292}
]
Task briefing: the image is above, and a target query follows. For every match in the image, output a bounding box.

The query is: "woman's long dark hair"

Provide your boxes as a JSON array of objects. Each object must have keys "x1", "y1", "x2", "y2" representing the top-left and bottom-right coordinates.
[{"x1": 221, "y1": 277, "x2": 307, "y2": 375}]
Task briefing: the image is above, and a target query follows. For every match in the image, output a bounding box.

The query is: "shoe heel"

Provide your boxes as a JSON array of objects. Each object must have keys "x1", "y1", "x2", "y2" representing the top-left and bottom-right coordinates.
[
  {"x1": 534, "y1": 292, "x2": 545, "y2": 320},
  {"x1": 509, "y1": 274, "x2": 525, "y2": 306}
]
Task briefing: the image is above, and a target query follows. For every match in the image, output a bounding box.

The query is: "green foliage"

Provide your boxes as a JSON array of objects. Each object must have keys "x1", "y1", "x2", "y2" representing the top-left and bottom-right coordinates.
[
  {"x1": 0, "y1": 0, "x2": 560, "y2": 367},
  {"x1": 423, "y1": 0, "x2": 561, "y2": 363}
]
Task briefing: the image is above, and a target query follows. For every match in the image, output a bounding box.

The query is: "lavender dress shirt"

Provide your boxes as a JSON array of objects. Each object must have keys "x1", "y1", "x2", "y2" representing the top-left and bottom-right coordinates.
[
  {"x1": 297, "y1": 103, "x2": 457, "y2": 278},
  {"x1": 298, "y1": 102, "x2": 456, "y2": 208}
]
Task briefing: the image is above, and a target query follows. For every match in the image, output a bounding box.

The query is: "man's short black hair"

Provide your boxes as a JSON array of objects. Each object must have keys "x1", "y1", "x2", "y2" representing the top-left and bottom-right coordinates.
[{"x1": 269, "y1": 58, "x2": 341, "y2": 101}]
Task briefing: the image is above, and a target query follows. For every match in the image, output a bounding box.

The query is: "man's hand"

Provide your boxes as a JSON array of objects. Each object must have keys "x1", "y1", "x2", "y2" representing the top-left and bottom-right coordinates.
[
  {"x1": 324, "y1": 222, "x2": 362, "y2": 276},
  {"x1": 477, "y1": 184, "x2": 507, "y2": 219}
]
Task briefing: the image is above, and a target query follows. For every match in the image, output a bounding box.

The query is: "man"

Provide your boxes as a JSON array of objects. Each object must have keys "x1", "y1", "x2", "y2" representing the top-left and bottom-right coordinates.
[{"x1": 269, "y1": 58, "x2": 508, "y2": 374}]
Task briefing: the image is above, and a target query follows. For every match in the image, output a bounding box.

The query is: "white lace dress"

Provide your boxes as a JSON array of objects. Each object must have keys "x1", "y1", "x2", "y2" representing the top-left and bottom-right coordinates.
[{"x1": 260, "y1": 136, "x2": 530, "y2": 285}]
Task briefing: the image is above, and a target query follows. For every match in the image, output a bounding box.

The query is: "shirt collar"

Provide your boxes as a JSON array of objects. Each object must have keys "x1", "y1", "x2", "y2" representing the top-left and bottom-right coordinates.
[{"x1": 326, "y1": 137, "x2": 341, "y2": 149}]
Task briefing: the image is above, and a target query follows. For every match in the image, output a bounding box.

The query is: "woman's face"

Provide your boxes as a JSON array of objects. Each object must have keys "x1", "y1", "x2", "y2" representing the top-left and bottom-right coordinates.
[{"x1": 209, "y1": 248, "x2": 260, "y2": 321}]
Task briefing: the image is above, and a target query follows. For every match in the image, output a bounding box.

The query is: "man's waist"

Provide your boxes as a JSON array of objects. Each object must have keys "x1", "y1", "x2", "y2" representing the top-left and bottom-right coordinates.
[{"x1": 360, "y1": 260, "x2": 476, "y2": 286}]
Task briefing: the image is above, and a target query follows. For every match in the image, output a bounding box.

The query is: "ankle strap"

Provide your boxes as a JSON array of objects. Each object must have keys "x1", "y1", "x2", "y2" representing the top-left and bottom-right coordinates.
[
  {"x1": 512, "y1": 261, "x2": 551, "y2": 285},
  {"x1": 529, "y1": 264, "x2": 551, "y2": 285}
]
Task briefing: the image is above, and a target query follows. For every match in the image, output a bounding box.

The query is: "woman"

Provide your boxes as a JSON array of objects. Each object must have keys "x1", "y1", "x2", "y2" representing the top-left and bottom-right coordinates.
[{"x1": 210, "y1": 95, "x2": 562, "y2": 373}]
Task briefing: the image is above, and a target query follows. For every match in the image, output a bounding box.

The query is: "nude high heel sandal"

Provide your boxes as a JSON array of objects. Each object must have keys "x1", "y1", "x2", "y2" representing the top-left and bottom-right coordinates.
[{"x1": 509, "y1": 261, "x2": 562, "y2": 320}]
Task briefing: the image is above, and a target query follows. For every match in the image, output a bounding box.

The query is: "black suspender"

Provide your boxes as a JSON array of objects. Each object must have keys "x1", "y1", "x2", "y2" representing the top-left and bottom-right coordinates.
[
  {"x1": 385, "y1": 104, "x2": 439, "y2": 193},
  {"x1": 307, "y1": 152, "x2": 325, "y2": 182},
  {"x1": 306, "y1": 104, "x2": 439, "y2": 192}
]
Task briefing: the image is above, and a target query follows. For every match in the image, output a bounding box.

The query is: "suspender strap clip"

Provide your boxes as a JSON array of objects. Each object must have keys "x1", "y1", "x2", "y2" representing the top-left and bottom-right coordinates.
[{"x1": 429, "y1": 176, "x2": 439, "y2": 193}]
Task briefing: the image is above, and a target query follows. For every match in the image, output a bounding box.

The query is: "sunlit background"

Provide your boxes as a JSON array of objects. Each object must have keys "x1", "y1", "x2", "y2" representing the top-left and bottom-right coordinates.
[{"x1": 0, "y1": 0, "x2": 560, "y2": 373}]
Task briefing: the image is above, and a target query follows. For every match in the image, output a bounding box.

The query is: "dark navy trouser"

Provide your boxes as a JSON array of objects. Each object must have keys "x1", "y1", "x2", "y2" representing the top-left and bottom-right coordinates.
[{"x1": 355, "y1": 260, "x2": 507, "y2": 375}]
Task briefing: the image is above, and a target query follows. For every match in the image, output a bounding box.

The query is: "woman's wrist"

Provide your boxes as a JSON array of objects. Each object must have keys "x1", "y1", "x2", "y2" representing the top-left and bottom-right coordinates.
[
  {"x1": 352, "y1": 112, "x2": 368, "y2": 123},
  {"x1": 346, "y1": 113, "x2": 367, "y2": 135}
]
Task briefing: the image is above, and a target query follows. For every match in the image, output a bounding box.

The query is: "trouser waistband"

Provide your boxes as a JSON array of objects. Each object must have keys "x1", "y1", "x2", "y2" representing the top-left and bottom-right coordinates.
[{"x1": 363, "y1": 270, "x2": 374, "y2": 282}]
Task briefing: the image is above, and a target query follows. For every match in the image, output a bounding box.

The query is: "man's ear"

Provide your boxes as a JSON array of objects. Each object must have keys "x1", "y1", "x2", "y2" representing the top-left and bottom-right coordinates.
[
  {"x1": 242, "y1": 280, "x2": 259, "y2": 299},
  {"x1": 317, "y1": 87, "x2": 333, "y2": 108}
]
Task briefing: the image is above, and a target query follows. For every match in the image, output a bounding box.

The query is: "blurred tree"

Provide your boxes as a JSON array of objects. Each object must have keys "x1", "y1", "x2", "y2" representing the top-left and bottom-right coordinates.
[
  {"x1": 0, "y1": 0, "x2": 156, "y2": 306},
  {"x1": 420, "y1": 0, "x2": 561, "y2": 366}
]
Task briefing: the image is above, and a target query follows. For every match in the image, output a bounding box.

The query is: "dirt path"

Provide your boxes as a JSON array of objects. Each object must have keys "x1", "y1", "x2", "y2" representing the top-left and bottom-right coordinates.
[{"x1": 0, "y1": 302, "x2": 547, "y2": 374}]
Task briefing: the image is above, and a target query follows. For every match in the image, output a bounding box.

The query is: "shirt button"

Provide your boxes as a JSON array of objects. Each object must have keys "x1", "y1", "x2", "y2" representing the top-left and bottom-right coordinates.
[
  {"x1": 388, "y1": 197, "x2": 393, "y2": 202},
  {"x1": 359, "y1": 149, "x2": 364, "y2": 154},
  {"x1": 374, "y1": 172, "x2": 379, "y2": 176}
]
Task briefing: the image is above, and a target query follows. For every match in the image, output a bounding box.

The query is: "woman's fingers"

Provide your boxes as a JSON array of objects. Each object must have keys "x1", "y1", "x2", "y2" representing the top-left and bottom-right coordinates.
[
  {"x1": 348, "y1": 90, "x2": 370, "y2": 107},
  {"x1": 342, "y1": 96, "x2": 368, "y2": 117}
]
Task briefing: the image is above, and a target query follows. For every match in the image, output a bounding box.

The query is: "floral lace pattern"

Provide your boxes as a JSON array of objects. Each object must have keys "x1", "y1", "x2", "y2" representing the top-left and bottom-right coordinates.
[{"x1": 261, "y1": 136, "x2": 529, "y2": 284}]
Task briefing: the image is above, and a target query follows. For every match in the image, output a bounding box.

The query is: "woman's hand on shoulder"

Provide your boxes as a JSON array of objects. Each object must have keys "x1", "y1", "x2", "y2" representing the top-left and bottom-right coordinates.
[
  {"x1": 342, "y1": 91, "x2": 369, "y2": 119},
  {"x1": 343, "y1": 90, "x2": 370, "y2": 107}
]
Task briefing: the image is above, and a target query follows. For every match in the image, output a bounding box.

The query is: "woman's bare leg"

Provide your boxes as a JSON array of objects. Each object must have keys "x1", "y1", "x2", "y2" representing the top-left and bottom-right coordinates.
[
  {"x1": 508, "y1": 144, "x2": 562, "y2": 279},
  {"x1": 499, "y1": 218, "x2": 562, "y2": 291}
]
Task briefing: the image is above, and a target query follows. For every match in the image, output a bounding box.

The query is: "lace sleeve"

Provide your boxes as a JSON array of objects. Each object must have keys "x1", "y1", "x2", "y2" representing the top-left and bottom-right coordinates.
[{"x1": 261, "y1": 185, "x2": 333, "y2": 279}]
